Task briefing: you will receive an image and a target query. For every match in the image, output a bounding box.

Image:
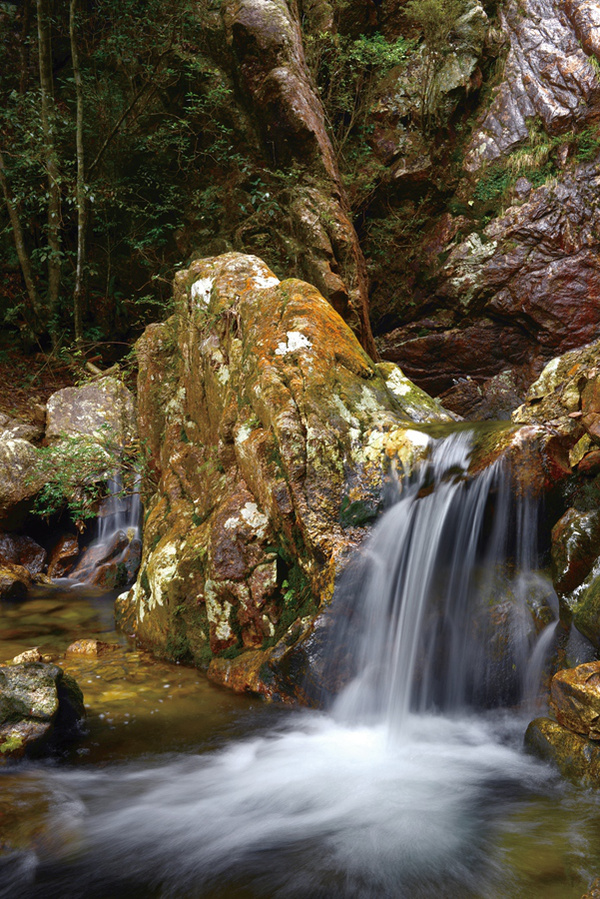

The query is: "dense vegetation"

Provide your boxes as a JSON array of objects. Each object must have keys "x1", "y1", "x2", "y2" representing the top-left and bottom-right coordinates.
[{"x1": 1, "y1": 0, "x2": 482, "y2": 359}]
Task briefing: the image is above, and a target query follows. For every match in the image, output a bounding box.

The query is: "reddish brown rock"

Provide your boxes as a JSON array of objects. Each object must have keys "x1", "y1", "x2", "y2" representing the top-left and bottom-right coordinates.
[
  {"x1": 550, "y1": 662, "x2": 600, "y2": 739},
  {"x1": 47, "y1": 533, "x2": 80, "y2": 578},
  {"x1": 207, "y1": 650, "x2": 286, "y2": 700},
  {"x1": 551, "y1": 508, "x2": 600, "y2": 595},
  {"x1": 378, "y1": 319, "x2": 532, "y2": 396},
  {"x1": 465, "y1": 0, "x2": 600, "y2": 170},
  {"x1": 0, "y1": 533, "x2": 46, "y2": 576}
]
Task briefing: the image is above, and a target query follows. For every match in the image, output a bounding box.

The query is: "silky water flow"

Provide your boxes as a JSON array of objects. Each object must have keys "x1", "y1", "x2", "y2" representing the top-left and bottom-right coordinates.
[{"x1": 6, "y1": 427, "x2": 593, "y2": 899}]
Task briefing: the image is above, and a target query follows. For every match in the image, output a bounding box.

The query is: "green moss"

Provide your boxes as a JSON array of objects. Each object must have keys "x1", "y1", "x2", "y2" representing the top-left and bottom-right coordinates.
[
  {"x1": 339, "y1": 495, "x2": 379, "y2": 528},
  {"x1": 165, "y1": 631, "x2": 192, "y2": 662},
  {"x1": 0, "y1": 732, "x2": 24, "y2": 754},
  {"x1": 140, "y1": 568, "x2": 150, "y2": 595},
  {"x1": 574, "y1": 576, "x2": 600, "y2": 649}
]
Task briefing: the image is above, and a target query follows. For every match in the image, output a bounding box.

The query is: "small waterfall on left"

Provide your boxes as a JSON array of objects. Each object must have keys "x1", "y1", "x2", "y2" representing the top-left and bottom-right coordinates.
[{"x1": 65, "y1": 473, "x2": 142, "y2": 588}]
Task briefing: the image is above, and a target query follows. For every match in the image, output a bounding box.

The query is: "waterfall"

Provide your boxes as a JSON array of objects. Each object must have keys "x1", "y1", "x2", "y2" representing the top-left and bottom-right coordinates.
[
  {"x1": 66, "y1": 473, "x2": 142, "y2": 587},
  {"x1": 331, "y1": 427, "x2": 556, "y2": 736}
]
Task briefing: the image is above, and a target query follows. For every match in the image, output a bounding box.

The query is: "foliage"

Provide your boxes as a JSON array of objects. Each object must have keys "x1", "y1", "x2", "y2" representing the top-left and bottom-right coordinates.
[
  {"x1": 403, "y1": 0, "x2": 469, "y2": 132},
  {"x1": 307, "y1": 31, "x2": 411, "y2": 154},
  {"x1": 306, "y1": 29, "x2": 411, "y2": 207},
  {"x1": 0, "y1": 0, "x2": 264, "y2": 348},
  {"x1": 30, "y1": 428, "x2": 150, "y2": 522}
]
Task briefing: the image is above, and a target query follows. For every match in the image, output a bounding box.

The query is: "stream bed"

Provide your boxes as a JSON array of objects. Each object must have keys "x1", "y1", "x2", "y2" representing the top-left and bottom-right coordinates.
[{"x1": 1, "y1": 586, "x2": 600, "y2": 898}]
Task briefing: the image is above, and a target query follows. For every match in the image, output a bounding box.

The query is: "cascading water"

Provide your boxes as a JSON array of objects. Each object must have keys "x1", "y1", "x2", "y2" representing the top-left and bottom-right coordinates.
[
  {"x1": 332, "y1": 428, "x2": 555, "y2": 736},
  {"x1": 5, "y1": 427, "x2": 586, "y2": 899},
  {"x1": 66, "y1": 473, "x2": 142, "y2": 587}
]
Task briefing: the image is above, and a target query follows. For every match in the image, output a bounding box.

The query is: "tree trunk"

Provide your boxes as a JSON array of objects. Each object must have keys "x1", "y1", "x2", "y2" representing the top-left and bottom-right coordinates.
[
  {"x1": 0, "y1": 148, "x2": 42, "y2": 324},
  {"x1": 36, "y1": 0, "x2": 61, "y2": 337},
  {"x1": 70, "y1": 0, "x2": 86, "y2": 344}
]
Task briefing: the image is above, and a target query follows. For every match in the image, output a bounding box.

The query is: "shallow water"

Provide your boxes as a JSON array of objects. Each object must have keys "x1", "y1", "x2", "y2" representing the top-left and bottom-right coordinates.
[{"x1": 1, "y1": 585, "x2": 600, "y2": 897}]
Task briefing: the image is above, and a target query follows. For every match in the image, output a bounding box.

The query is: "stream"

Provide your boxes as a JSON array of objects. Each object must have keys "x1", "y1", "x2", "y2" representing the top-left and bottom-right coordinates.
[{"x1": 3, "y1": 431, "x2": 600, "y2": 897}]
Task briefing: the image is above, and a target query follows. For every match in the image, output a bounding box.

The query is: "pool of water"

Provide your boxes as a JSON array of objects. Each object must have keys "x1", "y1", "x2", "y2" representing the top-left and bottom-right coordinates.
[{"x1": 1, "y1": 588, "x2": 600, "y2": 898}]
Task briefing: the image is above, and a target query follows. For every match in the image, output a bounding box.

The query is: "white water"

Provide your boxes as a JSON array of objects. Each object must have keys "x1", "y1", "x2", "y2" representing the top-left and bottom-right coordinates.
[
  {"x1": 96, "y1": 472, "x2": 141, "y2": 545},
  {"x1": 4, "y1": 429, "x2": 580, "y2": 899},
  {"x1": 66, "y1": 473, "x2": 142, "y2": 585},
  {"x1": 331, "y1": 429, "x2": 555, "y2": 738}
]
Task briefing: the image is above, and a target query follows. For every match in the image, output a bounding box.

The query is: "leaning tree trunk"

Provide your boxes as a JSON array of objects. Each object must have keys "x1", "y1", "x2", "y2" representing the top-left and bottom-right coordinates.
[
  {"x1": 70, "y1": 0, "x2": 86, "y2": 343},
  {"x1": 37, "y1": 0, "x2": 61, "y2": 338},
  {"x1": 0, "y1": 147, "x2": 42, "y2": 325}
]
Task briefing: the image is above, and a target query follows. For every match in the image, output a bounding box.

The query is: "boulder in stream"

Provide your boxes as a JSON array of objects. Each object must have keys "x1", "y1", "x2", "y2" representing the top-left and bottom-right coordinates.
[{"x1": 0, "y1": 662, "x2": 85, "y2": 762}]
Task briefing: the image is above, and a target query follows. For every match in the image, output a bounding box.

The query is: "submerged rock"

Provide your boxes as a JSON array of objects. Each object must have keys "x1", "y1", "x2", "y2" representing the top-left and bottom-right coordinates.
[
  {"x1": 69, "y1": 531, "x2": 141, "y2": 590},
  {"x1": 0, "y1": 564, "x2": 31, "y2": 601},
  {"x1": 0, "y1": 662, "x2": 85, "y2": 761}
]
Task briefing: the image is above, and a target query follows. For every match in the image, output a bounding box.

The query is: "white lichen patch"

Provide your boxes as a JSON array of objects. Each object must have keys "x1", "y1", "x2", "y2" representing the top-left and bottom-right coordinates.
[
  {"x1": 164, "y1": 385, "x2": 186, "y2": 419},
  {"x1": 382, "y1": 364, "x2": 413, "y2": 398},
  {"x1": 235, "y1": 423, "x2": 253, "y2": 444},
  {"x1": 241, "y1": 501, "x2": 269, "y2": 537},
  {"x1": 275, "y1": 331, "x2": 312, "y2": 356},
  {"x1": 143, "y1": 542, "x2": 179, "y2": 618},
  {"x1": 205, "y1": 581, "x2": 233, "y2": 641},
  {"x1": 216, "y1": 365, "x2": 230, "y2": 386},
  {"x1": 251, "y1": 273, "x2": 280, "y2": 290},
  {"x1": 190, "y1": 277, "x2": 213, "y2": 307}
]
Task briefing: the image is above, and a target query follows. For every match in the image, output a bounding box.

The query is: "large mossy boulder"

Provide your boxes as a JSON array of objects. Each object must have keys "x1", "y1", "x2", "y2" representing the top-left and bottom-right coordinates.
[
  {"x1": 0, "y1": 662, "x2": 85, "y2": 761},
  {"x1": 46, "y1": 376, "x2": 136, "y2": 446},
  {"x1": 119, "y1": 252, "x2": 458, "y2": 695},
  {"x1": 120, "y1": 252, "x2": 568, "y2": 698}
]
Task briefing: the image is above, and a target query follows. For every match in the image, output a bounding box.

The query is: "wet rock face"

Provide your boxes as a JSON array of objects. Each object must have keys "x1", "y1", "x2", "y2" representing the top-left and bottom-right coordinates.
[
  {"x1": 373, "y1": 0, "x2": 600, "y2": 401},
  {"x1": 0, "y1": 534, "x2": 46, "y2": 576},
  {"x1": 525, "y1": 716, "x2": 600, "y2": 787},
  {"x1": 387, "y1": 163, "x2": 600, "y2": 401},
  {"x1": 378, "y1": 318, "x2": 532, "y2": 396},
  {"x1": 442, "y1": 168, "x2": 600, "y2": 353},
  {"x1": 465, "y1": 0, "x2": 600, "y2": 170},
  {"x1": 0, "y1": 662, "x2": 85, "y2": 761},
  {"x1": 552, "y1": 508, "x2": 600, "y2": 595},
  {"x1": 550, "y1": 661, "x2": 600, "y2": 739},
  {"x1": 123, "y1": 252, "x2": 452, "y2": 690}
]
